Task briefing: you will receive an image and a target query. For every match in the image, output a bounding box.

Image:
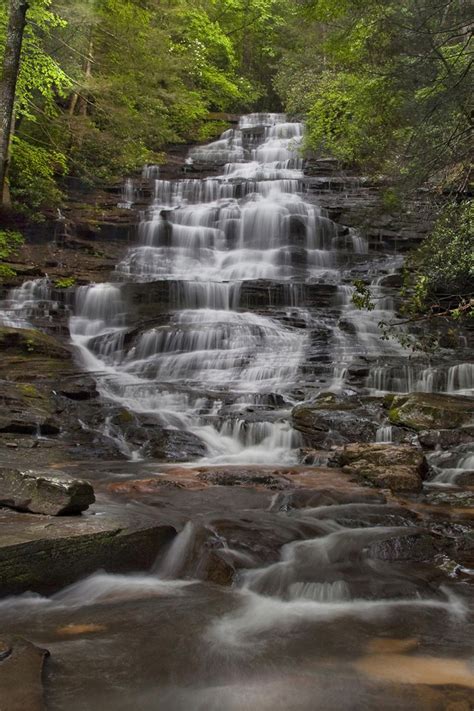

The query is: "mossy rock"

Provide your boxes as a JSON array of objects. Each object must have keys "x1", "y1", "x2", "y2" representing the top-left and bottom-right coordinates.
[
  {"x1": 0, "y1": 327, "x2": 69, "y2": 359},
  {"x1": 334, "y1": 443, "x2": 427, "y2": 492},
  {"x1": 387, "y1": 392, "x2": 474, "y2": 431},
  {"x1": 0, "y1": 380, "x2": 59, "y2": 435},
  {"x1": 0, "y1": 327, "x2": 73, "y2": 381},
  {"x1": 0, "y1": 507, "x2": 176, "y2": 596}
]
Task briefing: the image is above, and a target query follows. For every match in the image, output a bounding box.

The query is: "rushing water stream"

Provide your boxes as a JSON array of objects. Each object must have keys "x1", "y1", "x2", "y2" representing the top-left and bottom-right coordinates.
[{"x1": 0, "y1": 114, "x2": 473, "y2": 709}]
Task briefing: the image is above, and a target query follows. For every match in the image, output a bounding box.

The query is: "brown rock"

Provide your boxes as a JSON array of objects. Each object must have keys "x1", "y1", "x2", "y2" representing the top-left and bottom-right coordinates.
[
  {"x1": 333, "y1": 443, "x2": 427, "y2": 492},
  {"x1": 0, "y1": 637, "x2": 49, "y2": 711},
  {"x1": 0, "y1": 468, "x2": 95, "y2": 515}
]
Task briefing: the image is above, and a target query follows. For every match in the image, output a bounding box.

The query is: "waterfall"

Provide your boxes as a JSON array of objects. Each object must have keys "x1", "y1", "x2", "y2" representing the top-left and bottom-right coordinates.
[
  {"x1": 71, "y1": 114, "x2": 325, "y2": 464},
  {"x1": 65, "y1": 113, "x2": 471, "y2": 464}
]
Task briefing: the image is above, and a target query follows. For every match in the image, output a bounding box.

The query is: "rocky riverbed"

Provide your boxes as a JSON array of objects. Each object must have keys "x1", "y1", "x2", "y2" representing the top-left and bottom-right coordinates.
[{"x1": 0, "y1": 114, "x2": 473, "y2": 710}]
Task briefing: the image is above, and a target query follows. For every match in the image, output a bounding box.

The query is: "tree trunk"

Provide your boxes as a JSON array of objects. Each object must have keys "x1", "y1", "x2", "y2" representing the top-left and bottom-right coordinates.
[{"x1": 0, "y1": 0, "x2": 29, "y2": 207}]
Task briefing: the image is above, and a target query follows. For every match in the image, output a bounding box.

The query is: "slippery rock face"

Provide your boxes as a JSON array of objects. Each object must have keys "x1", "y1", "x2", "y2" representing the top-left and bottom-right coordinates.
[
  {"x1": 0, "y1": 468, "x2": 95, "y2": 515},
  {"x1": 108, "y1": 411, "x2": 208, "y2": 461},
  {"x1": 0, "y1": 506, "x2": 176, "y2": 595},
  {"x1": 332, "y1": 443, "x2": 428, "y2": 492},
  {"x1": 387, "y1": 392, "x2": 474, "y2": 431},
  {"x1": 291, "y1": 393, "x2": 380, "y2": 447},
  {"x1": 0, "y1": 380, "x2": 61, "y2": 436}
]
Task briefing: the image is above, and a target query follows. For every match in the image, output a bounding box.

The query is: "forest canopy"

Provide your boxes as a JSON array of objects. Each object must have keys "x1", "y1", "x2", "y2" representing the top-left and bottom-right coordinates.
[
  {"x1": 0, "y1": 0, "x2": 472, "y2": 216},
  {"x1": 0, "y1": 0, "x2": 294, "y2": 213}
]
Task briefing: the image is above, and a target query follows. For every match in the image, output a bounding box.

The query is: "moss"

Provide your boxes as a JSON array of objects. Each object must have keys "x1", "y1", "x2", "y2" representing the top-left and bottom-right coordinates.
[
  {"x1": 388, "y1": 393, "x2": 474, "y2": 431},
  {"x1": 18, "y1": 384, "x2": 40, "y2": 399},
  {"x1": 54, "y1": 276, "x2": 76, "y2": 289},
  {"x1": 116, "y1": 409, "x2": 134, "y2": 424},
  {"x1": 383, "y1": 393, "x2": 397, "y2": 407},
  {"x1": 388, "y1": 407, "x2": 401, "y2": 424}
]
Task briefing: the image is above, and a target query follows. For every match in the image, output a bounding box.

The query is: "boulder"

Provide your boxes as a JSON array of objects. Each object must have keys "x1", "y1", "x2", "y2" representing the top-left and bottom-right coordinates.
[
  {"x1": 58, "y1": 375, "x2": 98, "y2": 401},
  {"x1": 196, "y1": 468, "x2": 293, "y2": 490},
  {"x1": 0, "y1": 468, "x2": 95, "y2": 515},
  {"x1": 418, "y1": 427, "x2": 474, "y2": 450},
  {"x1": 148, "y1": 428, "x2": 207, "y2": 461},
  {"x1": 108, "y1": 410, "x2": 208, "y2": 461},
  {"x1": 332, "y1": 443, "x2": 428, "y2": 492},
  {"x1": 387, "y1": 393, "x2": 474, "y2": 432},
  {"x1": 292, "y1": 392, "x2": 379, "y2": 447},
  {"x1": 0, "y1": 637, "x2": 49, "y2": 711}
]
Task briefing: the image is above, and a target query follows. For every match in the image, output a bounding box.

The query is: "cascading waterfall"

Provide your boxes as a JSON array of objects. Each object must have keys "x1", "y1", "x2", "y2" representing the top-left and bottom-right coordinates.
[
  {"x1": 71, "y1": 114, "x2": 331, "y2": 463},
  {"x1": 69, "y1": 113, "x2": 472, "y2": 465}
]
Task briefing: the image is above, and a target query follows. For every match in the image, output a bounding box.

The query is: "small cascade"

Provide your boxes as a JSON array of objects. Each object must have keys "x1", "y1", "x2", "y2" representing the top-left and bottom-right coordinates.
[
  {"x1": 447, "y1": 363, "x2": 474, "y2": 394},
  {"x1": 118, "y1": 177, "x2": 136, "y2": 209},
  {"x1": 375, "y1": 425, "x2": 393, "y2": 443},
  {"x1": 142, "y1": 164, "x2": 160, "y2": 180},
  {"x1": 331, "y1": 276, "x2": 406, "y2": 390},
  {"x1": 0, "y1": 277, "x2": 56, "y2": 329},
  {"x1": 156, "y1": 522, "x2": 196, "y2": 579},
  {"x1": 366, "y1": 361, "x2": 474, "y2": 396},
  {"x1": 428, "y1": 448, "x2": 474, "y2": 486}
]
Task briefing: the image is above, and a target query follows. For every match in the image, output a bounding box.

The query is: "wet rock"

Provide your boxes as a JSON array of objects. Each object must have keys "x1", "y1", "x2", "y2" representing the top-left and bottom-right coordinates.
[
  {"x1": 58, "y1": 375, "x2": 98, "y2": 401},
  {"x1": 292, "y1": 392, "x2": 380, "y2": 447},
  {"x1": 108, "y1": 411, "x2": 207, "y2": 461},
  {"x1": 0, "y1": 637, "x2": 49, "y2": 711},
  {"x1": 0, "y1": 326, "x2": 69, "y2": 360},
  {"x1": 387, "y1": 392, "x2": 474, "y2": 432},
  {"x1": 345, "y1": 359, "x2": 371, "y2": 382},
  {"x1": 0, "y1": 468, "x2": 95, "y2": 515},
  {"x1": 159, "y1": 523, "x2": 236, "y2": 585},
  {"x1": 376, "y1": 273, "x2": 403, "y2": 288},
  {"x1": 365, "y1": 531, "x2": 442, "y2": 561},
  {"x1": 0, "y1": 507, "x2": 176, "y2": 595},
  {"x1": 425, "y1": 490, "x2": 474, "y2": 508},
  {"x1": 0, "y1": 380, "x2": 61, "y2": 435},
  {"x1": 271, "y1": 488, "x2": 386, "y2": 511},
  {"x1": 145, "y1": 426, "x2": 207, "y2": 461},
  {"x1": 196, "y1": 468, "x2": 292, "y2": 490},
  {"x1": 418, "y1": 428, "x2": 474, "y2": 450},
  {"x1": 332, "y1": 443, "x2": 428, "y2": 492},
  {"x1": 108, "y1": 478, "x2": 184, "y2": 494},
  {"x1": 0, "y1": 326, "x2": 76, "y2": 383}
]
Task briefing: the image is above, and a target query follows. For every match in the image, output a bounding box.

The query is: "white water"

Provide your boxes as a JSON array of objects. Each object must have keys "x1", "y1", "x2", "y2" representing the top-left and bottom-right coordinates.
[
  {"x1": 65, "y1": 114, "x2": 473, "y2": 463},
  {"x1": 70, "y1": 114, "x2": 348, "y2": 464},
  {"x1": 0, "y1": 277, "x2": 54, "y2": 328}
]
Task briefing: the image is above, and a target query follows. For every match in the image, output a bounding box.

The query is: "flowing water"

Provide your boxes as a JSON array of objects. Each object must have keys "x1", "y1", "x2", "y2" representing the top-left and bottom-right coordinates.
[{"x1": 1, "y1": 114, "x2": 473, "y2": 709}]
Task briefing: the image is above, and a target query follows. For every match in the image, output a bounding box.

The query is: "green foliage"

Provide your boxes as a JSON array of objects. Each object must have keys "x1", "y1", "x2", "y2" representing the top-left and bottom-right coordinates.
[
  {"x1": 197, "y1": 121, "x2": 230, "y2": 143},
  {"x1": 54, "y1": 276, "x2": 76, "y2": 288},
  {"x1": 0, "y1": 230, "x2": 24, "y2": 280},
  {"x1": 275, "y1": 0, "x2": 472, "y2": 189},
  {"x1": 9, "y1": 137, "x2": 66, "y2": 214},
  {"x1": 0, "y1": 0, "x2": 293, "y2": 212},
  {"x1": 304, "y1": 72, "x2": 402, "y2": 167},
  {"x1": 351, "y1": 280, "x2": 375, "y2": 311},
  {"x1": 381, "y1": 188, "x2": 401, "y2": 212},
  {"x1": 404, "y1": 200, "x2": 474, "y2": 316}
]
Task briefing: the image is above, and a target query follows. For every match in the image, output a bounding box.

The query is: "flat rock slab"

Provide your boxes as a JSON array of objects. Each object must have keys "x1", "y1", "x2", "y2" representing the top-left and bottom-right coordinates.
[
  {"x1": 0, "y1": 468, "x2": 95, "y2": 515},
  {"x1": 0, "y1": 506, "x2": 175, "y2": 596},
  {"x1": 0, "y1": 637, "x2": 49, "y2": 711}
]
